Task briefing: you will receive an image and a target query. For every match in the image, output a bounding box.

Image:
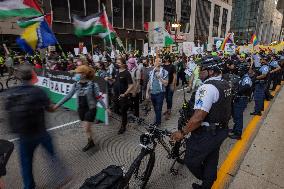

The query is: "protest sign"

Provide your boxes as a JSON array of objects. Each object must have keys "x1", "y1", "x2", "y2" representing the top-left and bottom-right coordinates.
[
  {"x1": 148, "y1": 22, "x2": 165, "y2": 48},
  {"x1": 183, "y1": 42, "x2": 195, "y2": 56}
]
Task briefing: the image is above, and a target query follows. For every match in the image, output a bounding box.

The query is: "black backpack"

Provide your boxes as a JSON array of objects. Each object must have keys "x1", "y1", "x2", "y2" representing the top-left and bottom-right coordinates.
[{"x1": 80, "y1": 165, "x2": 124, "y2": 189}]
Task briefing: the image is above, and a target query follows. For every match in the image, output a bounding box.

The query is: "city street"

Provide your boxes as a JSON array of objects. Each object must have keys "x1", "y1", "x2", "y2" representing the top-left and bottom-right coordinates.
[{"x1": 0, "y1": 81, "x2": 258, "y2": 189}]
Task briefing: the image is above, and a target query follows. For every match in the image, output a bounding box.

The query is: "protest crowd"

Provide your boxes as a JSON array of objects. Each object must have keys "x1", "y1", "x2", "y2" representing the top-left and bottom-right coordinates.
[{"x1": 1, "y1": 1, "x2": 284, "y2": 188}]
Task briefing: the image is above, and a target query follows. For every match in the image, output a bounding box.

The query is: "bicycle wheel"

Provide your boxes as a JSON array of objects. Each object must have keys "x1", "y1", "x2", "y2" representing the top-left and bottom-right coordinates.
[
  {"x1": 0, "y1": 82, "x2": 3, "y2": 92},
  {"x1": 126, "y1": 151, "x2": 155, "y2": 189},
  {"x1": 6, "y1": 77, "x2": 21, "y2": 88}
]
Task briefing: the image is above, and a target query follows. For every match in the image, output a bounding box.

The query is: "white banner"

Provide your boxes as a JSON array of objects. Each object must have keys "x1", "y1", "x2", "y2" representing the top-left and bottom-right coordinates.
[
  {"x1": 183, "y1": 42, "x2": 195, "y2": 56},
  {"x1": 148, "y1": 22, "x2": 165, "y2": 48}
]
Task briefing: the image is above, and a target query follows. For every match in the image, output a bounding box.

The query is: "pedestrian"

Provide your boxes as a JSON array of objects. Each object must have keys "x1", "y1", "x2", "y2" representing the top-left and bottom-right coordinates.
[
  {"x1": 162, "y1": 55, "x2": 176, "y2": 120},
  {"x1": 171, "y1": 56, "x2": 232, "y2": 189},
  {"x1": 54, "y1": 65, "x2": 110, "y2": 151},
  {"x1": 0, "y1": 140, "x2": 14, "y2": 189},
  {"x1": 229, "y1": 65, "x2": 253, "y2": 140},
  {"x1": 128, "y1": 57, "x2": 141, "y2": 118},
  {"x1": 251, "y1": 56, "x2": 270, "y2": 116},
  {"x1": 4, "y1": 64, "x2": 70, "y2": 189},
  {"x1": 146, "y1": 57, "x2": 169, "y2": 126},
  {"x1": 112, "y1": 58, "x2": 134, "y2": 134}
]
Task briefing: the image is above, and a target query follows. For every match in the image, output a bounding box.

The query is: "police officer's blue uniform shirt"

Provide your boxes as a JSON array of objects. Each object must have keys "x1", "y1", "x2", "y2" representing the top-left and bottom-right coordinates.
[
  {"x1": 259, "y1": 65, "x2": 269, "y2": 75},
  {"x1": 269, "y1": 60, "x2": 280, "y2": 68},
  {"x1": 194, "y1": 76, "x2": 221, "y2": 113}
]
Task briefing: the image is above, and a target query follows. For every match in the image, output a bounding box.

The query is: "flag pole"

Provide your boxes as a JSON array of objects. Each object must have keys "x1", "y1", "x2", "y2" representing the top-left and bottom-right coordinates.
[
  {"x1": 102, "y1": 4, "x2": 114, "y2": 50},
  {"x1": 91, "y1": 35, "x2": 94, "y2": 56}
]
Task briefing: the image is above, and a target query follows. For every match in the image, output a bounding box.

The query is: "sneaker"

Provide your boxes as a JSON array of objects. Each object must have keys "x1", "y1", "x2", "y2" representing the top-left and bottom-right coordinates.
[{"x1": 82, "y1": 139, "x2": 95, "y2": 152}]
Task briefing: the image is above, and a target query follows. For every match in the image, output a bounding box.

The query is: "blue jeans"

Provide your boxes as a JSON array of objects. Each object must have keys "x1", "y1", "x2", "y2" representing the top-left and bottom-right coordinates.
[
  {"x1": 19, "y1": 132, "x2": 55, "y2": 189},
  {"x1": 254, "y1": 83, "x2": 265, "y2": 112},
  {"x1": 165, "y1": 86, "x2": 174, "y2": 110},
  {"x1": 151, "y1": 92, "x2": 165, "y2": 125},
  {"x1": 232, "y1": 97, "x2": 248, "y2": 135}
]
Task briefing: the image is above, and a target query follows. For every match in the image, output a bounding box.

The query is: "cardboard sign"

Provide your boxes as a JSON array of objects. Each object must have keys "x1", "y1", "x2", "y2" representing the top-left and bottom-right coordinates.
[
  {"x1": 225, "y1": 43, "x2": 236, "y2": 54},
  {"x1": 182, "y1": 42, "x2": 195, "y2": 56},
  {"x1": 148, "y1": 22, "x2": 165, "y2": 48},
  {"x1": 192, "y1": 46, "x2": 203, "y2": 55}
]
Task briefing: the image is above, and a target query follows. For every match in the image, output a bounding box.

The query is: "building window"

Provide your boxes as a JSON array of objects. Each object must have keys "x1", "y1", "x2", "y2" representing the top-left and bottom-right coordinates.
[
  {"x1": 144, "y1": 0, "x2": 151, "y2": 23},
  {"x1": 124, "y1": 0, "x2": 133, "y2": 29},
  {"x1": 134, "y1": 0, "x2": 142, "y2": 30},
  {"x1": 194, "y1": 0, "x2": 211, "y2": 43},
  {"x1": 51, "y1": 0, "x2": 70, "y2": 22},
  {"x1": 136, "y1": 39, "x2": 144, "y2": 51},
  {"x1": 164, "y1": 0, "x2": 176, "y2": 23},
  {"x1": 181, "y1": 0, "x2": 191, "y2": 33},
  {"x1": 221, "y1": 8, "x2": 228, "y2": 38},
  {"x1": 213, "y1": 5, "x2": 220, "y2": 37},
  {"x1": 69, "y1": 0, "x2": 85, "y2": 17},
  {"x1": 112, "y1": 0, "x2": 123, "y2": 28},
  {"x1": 85, "y1": 0, "x2": 99, "y2": 15}
]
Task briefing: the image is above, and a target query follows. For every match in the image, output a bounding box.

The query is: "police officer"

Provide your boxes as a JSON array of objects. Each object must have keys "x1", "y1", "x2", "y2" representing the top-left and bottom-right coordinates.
[
  {"x1": 171, "y1": 56, "x2": 232, "y2": 189},
  {"x1": 229, "y1": 65, "x2": 252, "y2": 140},
  {"x1": 250, "y1": 56, "x2": 270, "y2": 116},
  {"x1": 268, "y1": 55, "x2": 281, "y2": 91}
]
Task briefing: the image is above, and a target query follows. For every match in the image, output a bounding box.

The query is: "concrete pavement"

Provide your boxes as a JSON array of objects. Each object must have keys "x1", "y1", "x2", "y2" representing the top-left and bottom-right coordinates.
[{"x1": 229, "y1": 87, "x2": 284, "y2": 189}]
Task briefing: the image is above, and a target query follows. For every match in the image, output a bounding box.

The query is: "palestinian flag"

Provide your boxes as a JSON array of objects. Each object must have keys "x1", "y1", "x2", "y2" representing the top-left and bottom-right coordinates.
[
  {"x1": 17, "y1": 15, "x2": 44, "y2": 28},
  {"x1": 0, "y1": 0, "x2": 42, "y2": 19},
  {"x1": 73, "y1": 12, "x2": 116, "y2": 41},
  {"x1": 164, "y1": 28, "x2": 175, "y2": 46}
]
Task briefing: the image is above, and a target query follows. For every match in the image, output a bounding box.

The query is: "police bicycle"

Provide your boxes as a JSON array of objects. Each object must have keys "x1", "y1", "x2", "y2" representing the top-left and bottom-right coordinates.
[{"x1": 117, "y1": 115, "x2": 186, "y2": 189}]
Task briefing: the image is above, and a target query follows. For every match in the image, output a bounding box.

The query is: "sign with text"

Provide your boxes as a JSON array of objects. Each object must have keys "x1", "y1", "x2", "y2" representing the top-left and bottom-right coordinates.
[
  {"x1": 183, "y1": 42, "x2": 195, "y2": 56},
  {"x1": 148, "y1": 22, "x2": 165, "y2": 48}
]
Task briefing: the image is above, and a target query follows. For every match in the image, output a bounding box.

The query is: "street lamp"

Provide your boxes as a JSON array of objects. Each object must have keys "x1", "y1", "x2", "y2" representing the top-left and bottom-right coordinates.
[{"x1": 171, "y1": 14, "x2": 181, "y2": 45}]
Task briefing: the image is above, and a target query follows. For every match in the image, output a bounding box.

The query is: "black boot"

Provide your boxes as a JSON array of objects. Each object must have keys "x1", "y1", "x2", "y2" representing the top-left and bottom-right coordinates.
[
  {"x1": 192, "y1": 183, "x2": 202, "y2": 189},
  {"x1": 118, "y1": 125, "x2": 126, "y2": 134},
  {"x1": 82, "y1": 138, "x2": 95, "y2": 152},
  {"x1": 250, "y1": 112, "x2": 262, "y2": 116}
]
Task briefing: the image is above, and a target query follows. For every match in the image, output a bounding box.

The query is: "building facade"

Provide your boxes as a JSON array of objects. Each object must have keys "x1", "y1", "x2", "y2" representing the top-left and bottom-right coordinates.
[
  {"x1": 0, "y1": 0, "x2": 232, "y2": 52},
  {"x1": 277, "y1": 0, "x2": 284, "y2": 41},
  {"x1": 231, "y1": 0, "x2": 283, "y2": 45}
]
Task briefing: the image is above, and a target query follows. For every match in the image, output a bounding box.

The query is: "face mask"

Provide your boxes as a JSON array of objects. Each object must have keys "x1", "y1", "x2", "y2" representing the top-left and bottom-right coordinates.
[{"x1": 74, "y1": 73, "x2": 82, "y2": 81}]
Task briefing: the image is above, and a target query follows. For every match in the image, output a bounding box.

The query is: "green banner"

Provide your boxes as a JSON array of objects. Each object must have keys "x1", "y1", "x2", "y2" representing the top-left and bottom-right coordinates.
[{"x1": 35, "y1": 69, "x2": 109, "y2": 124}]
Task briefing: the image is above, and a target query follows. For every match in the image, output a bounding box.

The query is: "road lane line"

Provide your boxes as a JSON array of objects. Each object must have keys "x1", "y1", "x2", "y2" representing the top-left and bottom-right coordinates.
[
  {"x1": 8, "y1": 120, "x2": 80, "y2": 142},
  {"x1": 212, "y1": 83, "x2": 283, "y2": 189}
]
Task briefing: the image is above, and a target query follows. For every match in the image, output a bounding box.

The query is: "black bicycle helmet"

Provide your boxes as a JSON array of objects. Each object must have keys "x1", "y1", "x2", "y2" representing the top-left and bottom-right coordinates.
[{"x1": 199, "y1": 56, "x2": 223, "y2": 73}]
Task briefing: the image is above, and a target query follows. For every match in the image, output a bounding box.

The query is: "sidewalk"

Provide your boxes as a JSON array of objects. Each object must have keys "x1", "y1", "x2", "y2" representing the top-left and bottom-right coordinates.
[{"x1": 230, "y1": 87, "x2": 284, "y2": 189}]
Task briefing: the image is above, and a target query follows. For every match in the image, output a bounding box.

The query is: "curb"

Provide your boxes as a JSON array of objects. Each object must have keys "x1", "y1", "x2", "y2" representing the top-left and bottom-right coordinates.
[{"x1": 212, "y1": 82, "x2": 284, "y2": 189}]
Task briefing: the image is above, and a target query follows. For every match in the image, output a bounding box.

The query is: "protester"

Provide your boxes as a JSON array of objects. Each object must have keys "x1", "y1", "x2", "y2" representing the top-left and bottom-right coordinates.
[
  {"x1": 162, "y1": 55, "x2": 177, "y2": 120},
  {"x1": 4, "y1": 64, "x2": 70, "y2": 189},
  {"x1": 146, "y1": 57, "x2": 169, "y2": 126},
  {"x1": 54, "y1": 65, "x2": 110, "y2": 152},
  {"x1": 112, "y1": 58, "x2": 134, "y2": 134}
]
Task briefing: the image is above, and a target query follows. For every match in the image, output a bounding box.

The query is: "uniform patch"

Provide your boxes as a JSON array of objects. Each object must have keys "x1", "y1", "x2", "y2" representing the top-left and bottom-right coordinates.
[
  {"x1": 195, "y1": 98, "x2": 203, "y2": 107},
  {"x1": 198, "y1": 88, "x2": 207, "y2": 98}
]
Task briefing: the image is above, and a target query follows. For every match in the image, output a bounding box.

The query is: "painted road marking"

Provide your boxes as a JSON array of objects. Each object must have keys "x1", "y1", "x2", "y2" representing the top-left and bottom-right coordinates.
[
  {"x1": 212, "y1": 83, "x2": 283, "y2": 189},
  {"x1": 9, "y1": 120, "x2": 80, "y2": 142}
]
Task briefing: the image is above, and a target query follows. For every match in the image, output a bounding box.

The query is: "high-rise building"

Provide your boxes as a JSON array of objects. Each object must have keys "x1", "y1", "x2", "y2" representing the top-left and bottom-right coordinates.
[
  {"x1": 231, "y1": 0, "x2": 283, "y2": 45},
  {"x1": 0, "y1": 0, "x2": 232, "y2": 52}
]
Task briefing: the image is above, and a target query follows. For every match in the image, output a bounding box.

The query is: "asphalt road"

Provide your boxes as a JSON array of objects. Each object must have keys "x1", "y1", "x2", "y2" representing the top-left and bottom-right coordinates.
[{"x1": 0, "y1": 83, "x2": 256, "y2": 189}]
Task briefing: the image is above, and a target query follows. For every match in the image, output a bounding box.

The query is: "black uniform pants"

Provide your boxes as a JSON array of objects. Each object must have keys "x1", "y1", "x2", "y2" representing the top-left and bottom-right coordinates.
[
  {"x1": 130, "y1": 94, "x2": 140, "y2": 117},
  {"x1": 184, "y1": 127, "x2": 228, "y2": 189},
  {"x1": 113, "y1": 95, "x2": 131, "y2": 128}
]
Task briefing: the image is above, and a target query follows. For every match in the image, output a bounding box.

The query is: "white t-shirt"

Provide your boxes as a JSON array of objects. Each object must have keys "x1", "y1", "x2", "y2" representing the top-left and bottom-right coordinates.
[{"x1": 194, "y1": 76, "x2": 221, "y2": 113}]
